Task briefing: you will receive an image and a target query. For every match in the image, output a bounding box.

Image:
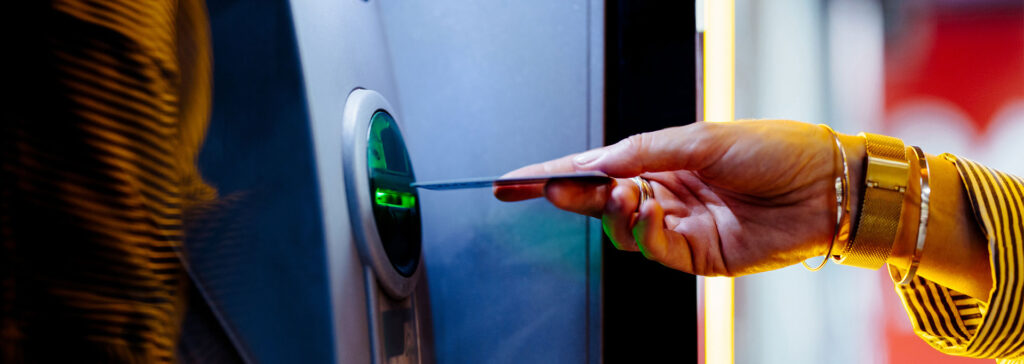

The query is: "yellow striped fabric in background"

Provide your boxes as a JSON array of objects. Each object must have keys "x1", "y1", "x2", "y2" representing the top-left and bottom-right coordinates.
[
  {"x1": 898, "y1": 155, "x2": 1024, "y2": 363},
  {"x1": 2, "y1": 0, "x2": 212, "y2": 362}
]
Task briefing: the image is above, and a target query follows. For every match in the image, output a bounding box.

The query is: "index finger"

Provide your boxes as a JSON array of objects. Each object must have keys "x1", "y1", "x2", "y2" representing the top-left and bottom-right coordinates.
[{"x1": 493, "y1": 153, "x2": 582, "y2": 201}]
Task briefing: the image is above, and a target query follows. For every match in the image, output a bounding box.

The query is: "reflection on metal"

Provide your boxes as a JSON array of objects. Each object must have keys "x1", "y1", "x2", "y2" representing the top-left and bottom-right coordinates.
[
  {"x1": 378, "y1": 1, "x2": 604, "y2": 362},
  {"x1": 703, "y1": 0, "x2": 735, "y2": 364}
]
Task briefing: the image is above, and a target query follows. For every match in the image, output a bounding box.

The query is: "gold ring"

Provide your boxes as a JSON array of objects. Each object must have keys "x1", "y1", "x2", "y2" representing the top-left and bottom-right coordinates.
[{"x1": 631, "y1": 176, "x2": 653, "y2": 212}]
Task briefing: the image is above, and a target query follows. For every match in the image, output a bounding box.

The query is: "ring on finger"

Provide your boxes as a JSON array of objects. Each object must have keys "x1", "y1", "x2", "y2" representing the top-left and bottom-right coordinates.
[{"x1": 630, "y1": 176, "x2": 653, "y2": 212}]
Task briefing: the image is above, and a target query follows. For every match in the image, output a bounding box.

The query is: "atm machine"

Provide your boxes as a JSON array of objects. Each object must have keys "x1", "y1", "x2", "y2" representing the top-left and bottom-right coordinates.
[
  {"x1": 187, "y1": 0, "x2": 696, "y2": 363},
  {"x1": 189, "y1": 1, "x2": 431, "y2": 363}
]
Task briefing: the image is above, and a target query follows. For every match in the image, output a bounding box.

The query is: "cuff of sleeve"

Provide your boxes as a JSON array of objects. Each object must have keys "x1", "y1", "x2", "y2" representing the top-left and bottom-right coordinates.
[{"x1": 897, "y1": 154, "x2": 1024, "y2": 360}]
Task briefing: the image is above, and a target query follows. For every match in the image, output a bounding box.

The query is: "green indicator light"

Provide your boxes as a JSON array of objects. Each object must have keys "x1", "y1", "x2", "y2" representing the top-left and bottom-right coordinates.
[{"x1": 374, "y1": 188, "x2": 416, "y2": 209}]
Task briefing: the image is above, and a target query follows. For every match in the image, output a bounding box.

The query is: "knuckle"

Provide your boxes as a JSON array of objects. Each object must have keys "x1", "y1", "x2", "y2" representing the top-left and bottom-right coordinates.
[
  {"x1": 623, "y1": 133, "x2": 653, "y2": 172},
  {"x1": 688, "y1": 120, "x2": 714, "y2": 138},
  {"x1": 625, "y1": 132, "x2": 651, "y2": 156},
  {"x1": 690, "y1": 120, "x2": 710, "y2": 131},
  {"x1": 541, "y1": 160, "x2": 558, "y2": 174}
]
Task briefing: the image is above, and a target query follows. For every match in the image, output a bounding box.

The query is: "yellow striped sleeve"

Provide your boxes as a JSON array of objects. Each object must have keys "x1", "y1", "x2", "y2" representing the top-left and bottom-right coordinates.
[
  {"x1": 897, "y1": 155, "x2": 1024, "y2": 362},
  {"x1": 1, "y1": 0, "x2": 212, "y2": 362}
]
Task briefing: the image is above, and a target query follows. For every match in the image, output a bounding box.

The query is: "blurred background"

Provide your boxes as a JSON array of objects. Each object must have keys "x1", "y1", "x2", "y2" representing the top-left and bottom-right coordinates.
[{"x1": 730, "y1": 0, "x2": 1023, "y2": 363}]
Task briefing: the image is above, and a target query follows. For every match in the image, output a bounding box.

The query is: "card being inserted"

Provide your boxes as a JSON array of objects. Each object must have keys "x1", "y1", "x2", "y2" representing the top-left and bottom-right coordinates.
[{"x1": 411, "y1": 171, "x2": 611, "y2": 190}]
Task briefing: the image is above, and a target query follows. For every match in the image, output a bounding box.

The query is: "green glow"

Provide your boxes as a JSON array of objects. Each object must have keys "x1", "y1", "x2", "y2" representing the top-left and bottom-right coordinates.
[{"x1": 375, "y1": 188, "x2": 416, "y2": 209}]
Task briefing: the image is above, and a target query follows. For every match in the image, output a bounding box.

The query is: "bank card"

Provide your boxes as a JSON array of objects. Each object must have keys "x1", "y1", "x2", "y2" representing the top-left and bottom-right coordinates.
[{"x1": 411, "y1": 171, "x2": 610, "y2": 190}]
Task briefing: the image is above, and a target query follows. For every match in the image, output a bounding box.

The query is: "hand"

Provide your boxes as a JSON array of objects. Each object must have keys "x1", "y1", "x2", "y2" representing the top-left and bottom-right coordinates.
[{"x1": 495, "y1": 120, "x2": 861, "y2": 277}]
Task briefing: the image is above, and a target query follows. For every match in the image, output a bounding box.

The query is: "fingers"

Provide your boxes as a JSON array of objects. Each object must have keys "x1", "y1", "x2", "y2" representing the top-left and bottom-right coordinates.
[
  {"x1": 573, "y1": 122, "x2": 723, "y2": 177},
  {"x1": 493, "y1": 183, "x2": 544, "y2": 202},
  {"x1": 502, "y1": 167, "x2": 695, "y2": 270},
  {"x1": 496, "y1": 122, "x2": 726, "y2": 201},
  {"x1": 544, "y1": 178, "x2": 613, "y2": 218},
  {"x1": 632, "y1": 197, "x2": 668, "y2": 261},
  {"x1": 601, "y1": 181, "x2": 640, "y2": 251},
  {"x1": 632, "y1": 197, "x2": 695, "y2": 274},
  {"x1": 494, "y1": 153, "x2": 582, "y2": 201}
]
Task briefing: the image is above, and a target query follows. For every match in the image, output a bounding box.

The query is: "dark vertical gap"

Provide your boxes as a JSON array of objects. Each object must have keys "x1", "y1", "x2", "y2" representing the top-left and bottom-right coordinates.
[{"x1": 603, "y1": 1, "x2": 698, "y2": 363}]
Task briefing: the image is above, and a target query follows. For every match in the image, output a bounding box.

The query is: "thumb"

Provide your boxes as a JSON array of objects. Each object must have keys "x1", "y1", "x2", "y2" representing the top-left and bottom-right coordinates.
[{"x1": 572, "y1": 122, "x2": 720, "y2": 177}]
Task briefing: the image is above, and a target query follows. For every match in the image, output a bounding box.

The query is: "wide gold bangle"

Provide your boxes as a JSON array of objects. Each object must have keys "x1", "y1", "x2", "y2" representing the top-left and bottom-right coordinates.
[{"x1": 832, "y1": 133, "x2": 909, "y2": 269}]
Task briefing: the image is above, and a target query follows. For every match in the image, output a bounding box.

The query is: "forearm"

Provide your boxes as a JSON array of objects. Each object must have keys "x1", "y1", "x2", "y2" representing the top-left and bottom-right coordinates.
[{"x1": 838, "y1": 133, "x2": 992, "y2": 301}]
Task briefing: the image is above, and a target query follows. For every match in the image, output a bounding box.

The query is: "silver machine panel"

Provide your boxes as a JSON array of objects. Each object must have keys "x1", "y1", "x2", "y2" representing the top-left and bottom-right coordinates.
[
  {"x1": 289, "y1": 1, "x2": 431, "y2": 363},
  {"x1": 379, "y1": 1, "x2": 604, "y2": 363},
  {"x1": 196, "y1": 0, "x2": 601, "y2": 362}
]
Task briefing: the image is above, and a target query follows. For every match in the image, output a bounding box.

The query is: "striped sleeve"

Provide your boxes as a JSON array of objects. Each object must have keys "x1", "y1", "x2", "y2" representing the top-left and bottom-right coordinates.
[
  {"x1": 896, "y1": 155, "x2": 1024, "y2": 362},
  {"x1": 1, "y1": 0, "x2": 212, "y2": 362}
]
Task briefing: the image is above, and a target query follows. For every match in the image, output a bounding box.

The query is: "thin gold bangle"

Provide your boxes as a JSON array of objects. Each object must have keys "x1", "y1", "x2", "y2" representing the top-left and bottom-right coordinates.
[
  {"x1": 888, "y1": 146, "x2": 930, "y2": 284},
  {"x1": 803, "y1": 124, "x2": 851, "y2": 272}
]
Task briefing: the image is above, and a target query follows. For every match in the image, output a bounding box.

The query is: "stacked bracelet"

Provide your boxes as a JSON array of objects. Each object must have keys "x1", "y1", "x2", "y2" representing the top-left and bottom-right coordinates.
[
  {"x1": 805, "y1": 129, "x2": 930, "y2": 280},
  {"x1": 888, "y1": 146, "x2": 930, "y2": 284},
  {"x1": 803, "y1": 124, "x2": 852, "y2": 272},
  {"x1": 832, "y1": 133, "x2": 909, "y2": 269}
]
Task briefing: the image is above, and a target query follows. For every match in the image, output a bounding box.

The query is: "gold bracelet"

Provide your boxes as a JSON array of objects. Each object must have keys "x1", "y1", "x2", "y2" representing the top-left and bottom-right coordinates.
[
  {"x1": 888, "y1": 146, "x2": 930, "y2": 284},
  {"x1": 833, "y1": 133, "x2": 909, "y2": 269},
  {"x1": 803, "y1": 124, "x2": 851, "y2": 271}
]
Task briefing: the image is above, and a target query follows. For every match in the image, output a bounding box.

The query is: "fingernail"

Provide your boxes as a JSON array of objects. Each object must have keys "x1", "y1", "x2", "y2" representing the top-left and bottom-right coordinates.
[{"x1": 573, "y1": 149, "x2": 604, "y2": 166}]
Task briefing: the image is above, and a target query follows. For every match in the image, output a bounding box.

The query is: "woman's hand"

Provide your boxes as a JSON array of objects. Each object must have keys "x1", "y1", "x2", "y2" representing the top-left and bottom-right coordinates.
[{"x1": 495, "y1": 120, "x2": 864, "y2": 277}]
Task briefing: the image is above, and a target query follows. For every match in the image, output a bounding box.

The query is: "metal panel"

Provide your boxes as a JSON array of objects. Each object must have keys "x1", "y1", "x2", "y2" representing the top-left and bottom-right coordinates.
[
  {"x1": 195, "y1": 1, "x2": 335, "y2": 362},
  {"x1": 195, "y1": 0, "x2": 417, "y2": 362},
  {"x1": 378, "y1": 2, "x2": 603, "y2": 363},
  {"x1": 289, "y1": 0, "x2": 411, "y2": 362}
]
